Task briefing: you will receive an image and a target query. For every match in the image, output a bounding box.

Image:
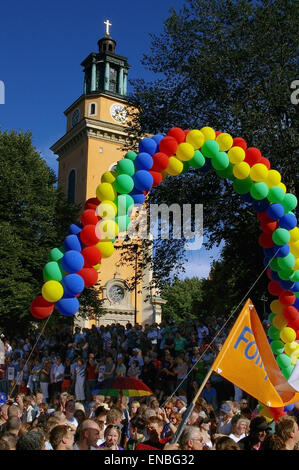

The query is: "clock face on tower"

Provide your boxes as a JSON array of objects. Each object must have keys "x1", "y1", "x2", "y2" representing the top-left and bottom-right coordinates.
[
  {"x1": 110, "y1": 103, "x2": 127, "y2": 123},
  {"x1": 108, "y1": 285, "x2": 125, "y2": 303}
]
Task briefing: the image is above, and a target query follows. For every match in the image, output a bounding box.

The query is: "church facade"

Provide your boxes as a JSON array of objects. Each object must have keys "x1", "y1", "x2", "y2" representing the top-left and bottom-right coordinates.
[{"x1": 50, "y1": 23, "x2": 165, "y2": 327}]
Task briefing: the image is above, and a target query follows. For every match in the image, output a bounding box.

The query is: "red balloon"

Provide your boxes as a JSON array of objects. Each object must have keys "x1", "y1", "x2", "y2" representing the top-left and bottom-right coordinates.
[
  {"x1": 167, "y1": 127, "x2": 186, "y2": 144},
  {"x1": 81, "y1": 246, "x2": 102, "y2": 267},
  {"x1": 80, "y1": 225, "x2": 100, "y2": 246},
  {"x1": 77, "y1": 267, "x2": 98, "y2": 287},
  {"x1": 288, "y1": 318, "x2": 299, "y2": 330},
  {"x1": 260, "y1": 156, "x2": 271, "y2": 169},
  {"x1": 283, "y1": 306, "x2": 299, "y2": 321},
  {"x1": 257, "y1": 211, "x2": 274, "y2": 224},
  {"x1": 232, "y1": 137, "x2": 247, "y2": 150},
  {"x1": 84, "y1": 197, "x2": 100, "y2": 211},
  {"x1": 151, "y1": 152, "x2": 169, "y2": 171},
  {"x1": 267, "y1": 268, "x2": 272, "y2": 280},
  {"x1": 81, "y1": 209, "x2": 100, "y2": 226},
  {"x1": 279, "y1": 290, "x2": 296, "y2": 306},
  {"x1": 149, "y1": 171, "x2": 163, "y2": 187},
  {"x1": 215, "y1": 131, "x2": 222, "y2": 137},
  {"x1": 268, "y1": 281, "x2": 284, "y2": 296},
  {"x1": 30, "y1": 296, "x2": 54, "y2": 319},
  {"x1": 184, "y1": 129, "x2": 191, "y2": 136},
  {"x1": 269, "y1": 407, "x2": 286, "y2": 421},
  {"x1": 261, "y1": 220, "x2": 278, "y2": 234},
  {"x1": 258, "y1": 232, "x2": 275, "y2": 248},
  {"x1": 244, "y1": 147, "x2": 262, "y2": 166},
  {"x1": 159, "y1": 136, "x2": 178, "y2": 156}
]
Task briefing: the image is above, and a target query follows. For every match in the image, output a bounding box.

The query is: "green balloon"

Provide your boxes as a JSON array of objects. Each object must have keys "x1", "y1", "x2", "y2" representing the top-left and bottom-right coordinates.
[
  {"x1": 218, "y1": 162, "x2": 234, "y2": 179},
  {"x1": 282, "y1": 193, "x2": 297, "y2": 212},
  {"x1": 269, "y1": 257, "x2": 280, "y2": 272},
  {"x1": 268, "y1": 313, "x2": 275, "y2": 324},
  {"x1": 115, "y1": 194, "x2": 135, "y2": 215},
  {"x1": 250, "y1": 182, "x2": 269, "y2": 200},
  {"x1": 125, "y1": 151, "x2": 137, "y2": 161},
  {"x1": 190, "y1": 150, "x2": 205, "y2": 169},
  {"x1": 281, "y1": 365, "x2": 294, "y2": 380},
  {"x1": 48, "y1": 247, "x2": 64, "y2": 262},
  {"x1": 211, "y1": 152, "x2": 229, "y2": 171},
  {"x1": 272, "y1": 228, "x2": 291, "y2": 246},
  {"x1": 117, "y1": 159, "x2": 135, "y2": 176},
  {"x1": 43, "y1": 261, "x2": 63, "y2": 281},
  {"x1": 276, "y1": 353, "x2": 292, "y2": 369},
  {"x1": 290, "y1": 270, "x2": 299, "y2": 282},
  {"x1": 277, "y1": 268, "x2": 294, "y2": 281},
  {"x1": 295, "y1": 292, "x2": 299, "y2": 298},
  {"x1": 201, "y1": 140, "x2": 219, "y2": 158},
  {"x1": 267, "y1": 186, "x2": 285, "y2": 204},
  {"x1": 182, "y1": 161, "x2": 190, "y2": 174},
  {"x1": 270, "y1": 340, "x2": 285, "y2": 355},
  {"x1": 233, "y1": 177, "x2": 253, "y2": 195},
  {"x1": 115, "y1": 215, "x2": 131, "y2": 232},
  {"x1": 277, "y1": 253, "x2": 296, "y2": 271},
  {"x1": 268, "y1": 326, "x2": 281, "y2": 340},
  {"x1": 113, "y1": 174, "x2": 134, "y2": 194}
]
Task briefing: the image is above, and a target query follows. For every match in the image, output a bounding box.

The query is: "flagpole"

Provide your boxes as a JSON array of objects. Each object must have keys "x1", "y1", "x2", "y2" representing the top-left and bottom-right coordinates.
[{"x1": 170, "y1": 367, "x2": 214, "y2": 444}]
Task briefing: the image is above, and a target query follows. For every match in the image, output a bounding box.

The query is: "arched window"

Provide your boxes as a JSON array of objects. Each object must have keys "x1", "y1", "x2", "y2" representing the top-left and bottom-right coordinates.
[
  {"x1": 89, "y1": 102, "x2": 97, "y2": 116},
  {"x1": 67, "y1": 169, "x2": 76, "y2": 203}
]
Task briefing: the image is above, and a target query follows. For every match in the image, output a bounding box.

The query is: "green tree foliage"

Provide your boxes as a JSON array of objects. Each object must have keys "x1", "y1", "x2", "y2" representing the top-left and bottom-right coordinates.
[
  {"x1": 161, "y1": 277, "x2": 203, "y2": 322},
  {"x1": 0, "y1": 130, "x2": 82, "y2": 335},
  {"x1": 126, "y1": 0, "x2": 298, "y2": 316}
]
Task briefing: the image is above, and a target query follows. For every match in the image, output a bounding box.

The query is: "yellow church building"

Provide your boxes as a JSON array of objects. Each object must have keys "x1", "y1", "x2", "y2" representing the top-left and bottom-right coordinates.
[{"x1": 50, "y1": 22, "x2": 166, "y2": 327}]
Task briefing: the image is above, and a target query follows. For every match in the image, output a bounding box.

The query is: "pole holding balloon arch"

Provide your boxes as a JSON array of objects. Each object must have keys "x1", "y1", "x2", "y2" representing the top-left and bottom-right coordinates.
[{"x1": 30, "y1": 125, "x2": 298, "y2": 419}]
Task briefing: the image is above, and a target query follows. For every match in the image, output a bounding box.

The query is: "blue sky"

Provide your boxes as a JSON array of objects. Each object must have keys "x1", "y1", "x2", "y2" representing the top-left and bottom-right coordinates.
[{"x1": 0, "y1": 0, "x2": 223, "y2": 279}]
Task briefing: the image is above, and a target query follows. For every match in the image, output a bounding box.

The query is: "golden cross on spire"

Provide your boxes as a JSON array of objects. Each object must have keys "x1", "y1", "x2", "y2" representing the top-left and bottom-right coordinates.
[{"x1": 104, "y1": 19, "x2": 112, "y2": 36}]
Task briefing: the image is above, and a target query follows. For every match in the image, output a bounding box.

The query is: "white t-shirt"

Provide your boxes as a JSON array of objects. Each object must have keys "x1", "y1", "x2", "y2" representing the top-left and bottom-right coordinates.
[{"x1": 228, "y1": 432, "x2": 246, "y2": 442}]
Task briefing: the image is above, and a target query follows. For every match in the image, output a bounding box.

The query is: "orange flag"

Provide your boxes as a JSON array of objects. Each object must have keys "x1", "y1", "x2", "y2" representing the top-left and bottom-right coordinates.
[{"x1": 211, "y1": 299, "x2": 299, "y2": 407}]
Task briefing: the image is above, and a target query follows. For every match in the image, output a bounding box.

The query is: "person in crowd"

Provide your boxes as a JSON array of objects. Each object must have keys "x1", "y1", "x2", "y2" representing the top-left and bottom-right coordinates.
[
  {"x1": 0, "y1": 432, "x2": 17, "y2": 450},
  {"x1": 49, "y1": 424, "x2": 75, "y2": 450},
  {"x1": 115, "y1": 355, "x2": 127, "y2": 377},
  {"x1": 228, "y1": 416, "x2": 250, "y2": 442},
  {"x1": 85, "y1": 355, "x2": 97, "y2": 402},
  {"x1": 217, "y1": 402, "x2": 233, "y2": 435},
  {"x1": 16, "y1": 430, "x2": 45, "y2": 450},
  {"x1": 178, "y1": 425, "x2": 204, "y2": 451},
  {"x1": 125, "y1": 416, "x2": 146, "y2": 449},
  {"x1": 49, "y1": 357, "x2": 65, "y2": 400},
  {"x1": 275, "y1": 415, "x2": 299, "y2": 450},
  {"x1": 65, "y1": 399, "x2": 78, "y2": 429},
  {"x1": 98, "y1": 424, "x2": 124, "y2": 450},
  {"x1": 238, "y1": 416, "x2": 271, "y2": 450},
  {"x1": 74, "y1": 358, "x2": 86, "y2": 403},
  {"x1": 201, "y1": 380, "x2": 217, "y2": 410},
  {"x1": 173, "y1": 356, "x2": 188, "y2": 394},
  {"x1": 197, "y1": 413, "x2": 213, "y2": 449},
  {"x1": 73, "y1": 419, "x2": 101, "y2": 450},
  {"x1": 135, "y1": 416, "x2": 172, "y2": 450},
  {"x1": 214, "y1": 436, "x2": 241, "y2": 450},
  {"x1": 127, "y1": 360, "x2": 141, "y2": 379}
]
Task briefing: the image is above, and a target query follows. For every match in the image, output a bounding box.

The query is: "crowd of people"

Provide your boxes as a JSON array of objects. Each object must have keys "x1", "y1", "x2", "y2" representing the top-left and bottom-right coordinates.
[{"x1": 0, "y1": 317, "x2": 298, "y2": 451}]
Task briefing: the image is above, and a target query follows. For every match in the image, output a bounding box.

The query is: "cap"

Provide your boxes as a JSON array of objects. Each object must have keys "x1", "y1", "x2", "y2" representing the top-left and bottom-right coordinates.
[
  {"x1": 176, "y1": 395, "x2": 187, "y2": 405},
  {"x1": 75, "y1": 402, "x2": 85, "y2": 413},
  {"x1": 220, "y1": 403, "x2": 231, "y2": 414},
  {"x1": 198, "y1": 410, "x2": 208, "y2": 419},
  {"x1": 250, "y1": 417, "x2": 271, "y2": 432}
]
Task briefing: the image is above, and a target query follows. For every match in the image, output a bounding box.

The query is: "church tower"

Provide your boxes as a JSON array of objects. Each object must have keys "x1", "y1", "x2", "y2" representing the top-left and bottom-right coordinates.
[{"x1": 51, "y1": 22, "x2": 162, "y2": 326}]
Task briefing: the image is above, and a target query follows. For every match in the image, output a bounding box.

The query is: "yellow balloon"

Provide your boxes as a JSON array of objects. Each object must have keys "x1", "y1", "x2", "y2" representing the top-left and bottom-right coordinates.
[
  {"x1": 228, "y1": 146, "x2": 245, "y2": 164},
  {"x1": 101, "y1": 171, "x2": 117, "y2": 184},
  {"x1": 290, "y1": 349, "x2": 299, "y2": 366},
  {"x1": 250, "y1": 163, "x2": 268, "y2": 182},
  {"x1": 259, "y1": 407, "x2": 274, "y2": 422},
  {"x1": 233, "y1": 161, "x2": 251, "y2": 179},
  {"x1": 278, "y1": 182, "x2": 287, "y2": 194},
  {"x1": 216, "y1": 133, "x2": 233, "y2": 151},
  {"x1": 293, "y1": 258, "x2": 299, "y2": 270},
  {"x1": 97, "y1": 220, "x2": 119, "y2": 240},
  {"x1": 93, "y1": 263, "x2": 101, "y2": 270},
  {"x1": 270, "y1": 299, "x2": 284, "y2": 315},
  {"x1": 290, "y1": 227, "x2": 299, "y2": 243},
  {"x1": 96, "y1": 182, "x2": 117, "y2": 202},
  {"x1": 161, "y1": 170, "x2": 168, "y2": 180},
  {"x1": 272, "y1": 314, "x2": 288, "y2": 330},
  {"x1": 200, "y1": 126, "x2": 216, "y2": 142},
  {"x1": 176, "y1": 142, "x2": 194, "y2": 161},
  {"x1": 97, "y1": 200, "x2": 117, "y2": 219},
  {"x1": 186, "y1": 129, "x2": 205, "y2": 149},
  {"x1": 96, "y1": 240, "x2": 114, "y2": 258},
  {"x1": 42, "y1": 280, "x2": 64, "y2": 303},
  {"x1": 267, "y1": 169, "x2": 281, "y2": 188},
  {"x1": 166, "y1": 156, "x2": 183, "y2": 176},
  {"x1": 290, "y1": 240, "x2": 299, "y2": 257},
  {"x1": 280, "y1": 327, "x2": 296, "y2": 343},
  {"x1": 284, "y1": 341, "x2": 299, "y2": 356}
]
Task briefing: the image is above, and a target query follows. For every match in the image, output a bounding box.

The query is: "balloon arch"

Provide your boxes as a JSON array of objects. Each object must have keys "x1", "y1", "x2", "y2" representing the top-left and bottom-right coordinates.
[{"x1": 30, "y1": 126, "x2": 299, "y2": 412}]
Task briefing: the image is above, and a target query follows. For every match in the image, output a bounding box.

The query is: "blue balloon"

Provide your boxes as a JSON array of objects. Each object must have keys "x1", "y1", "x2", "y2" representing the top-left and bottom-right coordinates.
[
  {"x1": 138, "y1": 137, "x2": 157, "y2": 156},
  {"x1": 200, "y1": 159, "x2": 212, "y2": 173},
  {"x1": 267, "y1": 203, "x2": 285, "y2": 220},
  {"x1": 62, "y1": 273, "x2": 85, "y2": 296},
  {"x1": 270, "y1": 270, "x2": 281, "y2": 282},
  {"x1": 263, "y1": 256, "x2": 271, "y2": 267},
  {"x1": 152, "y1": 133, "x2": 165, "y2": 146},
  {"x1": 130, "y1": 189, "x2": 145, "y2": 205},
  {"x1": 55, "y1": 295, "x2": 79, "y2": 316},
  {"x1": 68, "y1": 223, "x2": 82, "y2": 236},
  {"x1": 0, "y1": 392, "x2": 7, "y2": 405},
  {"x1": 284, "y1": 403, "x2": 295, "y2": 412},
  {"x1": 264, "y1": 247, "x2": 277, "y2": 258},
  {"x1": 275, "y1": 244, "x2": 290, "y2": 258},
  {"x1": 63, "y1": 234, "x2": 82, "y2": 252},
  {"x1": 133, "y1": 170, "x2": 153, "y2": 191},
  {"x1": 279, "y1": 213, "x2": 297, "y2": 231},
  {"x1": 61, "y1": 250, "x2": 84, "y2": 274},
  {"x1": 280, "y1": 280, "x2": 295, "y2": 290},
  {"x1": 240, "y1": 193, "x2": 253, "y2": 203},
  {"x1": 290, "y1": 282, "x2": 299, "y2": 293},
  {"x1": 252, "y1": 199, "x2": 269, "y2": 212},
  {"x1": 294, "y1": 298, "x2": 299, "y2": 310},
  {"x1": 134, "y1": 152, "x2": 153, "y2": 171}
]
